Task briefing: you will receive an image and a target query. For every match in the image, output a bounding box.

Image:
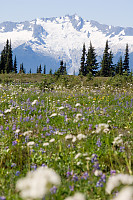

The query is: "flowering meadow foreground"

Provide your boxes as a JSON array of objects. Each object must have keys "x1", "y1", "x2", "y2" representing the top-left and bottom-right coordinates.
[{"x1": 0, "y1": 79, "x2": 133, "y2": 200}]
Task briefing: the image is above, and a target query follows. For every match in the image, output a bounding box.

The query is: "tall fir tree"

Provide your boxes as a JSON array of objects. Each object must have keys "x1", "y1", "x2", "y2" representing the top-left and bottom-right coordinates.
[
  {"x1": 79, "y1": 43, "x2": 86, "y2": 75},
  {"x1": 38, "y1": 64, "x2": 42, "y2": 73},
  {"x1": 123, "y1": 44, "x2": 130, "y2": 74},
  {"x1": 85, "y1": 41, "x2": 98, "y2": 76},
  {"x1": 43, "y1": 65, "x2": 46, "y2": 74},
  {"x1": 0, "y1": 47, "x2": 6, "y2": 73},
  {"x1": 14, "y1": 55, "x2": 17, "y2": 73},
  {"x1": 116, "y1": 56, "x2": 123, "y2": 75},
  {"x1": 100, "y1": 40, "x2": 113, "y2": 77},
  {"x1": 0, "y1": 39, "x2": 13, "y2": 74},
  {"x1": 108, "y1": 51, "x2": 114, "y2": 76}
]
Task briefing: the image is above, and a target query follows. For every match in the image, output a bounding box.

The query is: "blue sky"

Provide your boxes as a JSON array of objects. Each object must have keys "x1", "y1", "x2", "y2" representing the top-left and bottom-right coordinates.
[{"x1": 0, "y1": 0, "x2": 133, "y2": 27}]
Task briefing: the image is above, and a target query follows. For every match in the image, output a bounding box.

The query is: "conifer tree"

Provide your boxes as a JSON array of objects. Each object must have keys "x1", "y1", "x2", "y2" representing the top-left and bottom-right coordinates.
[
  {"x1": 49, "y1": 68, "x2": 52, "y2": 75},
  {"x1": 63, "y1": 62, "x2": 67, "y2": 75},
  {"x1": 43, "y1": 65, "x2": 46, "y2": 74},
  {"x1": 108, "y1": 51, "x2": 114, "y2": 76},
  {"x1": 0, "y1": 47, "x2": 6, "y2": 73},
  {"x1": 100, "y1": 40, "x2": 113, "y2": 77},
  {"x1": 8, "y1": 40, "x2": 13, "y2": 72},
  {"x1": 123, "y1": 44, "x2": 130, "y2": 74},
  {"x1": 0, "y1": 39, "x2": 14, "y2": 74},
  {"x1": 38, "y1": 64, "x2": 42, "y2": 73},
  {"x1": 14, "y1": 56, "x2": 17, "y2": 73},
  {"x1": 79, "y1": 43, "x2": 86, "y2": 75},
  {"x1": 85, "y1": 41, "x2": 98, "y2": 76},
  {"x1": 116, "y1": 56, "x2": 123, "y2": 75}
]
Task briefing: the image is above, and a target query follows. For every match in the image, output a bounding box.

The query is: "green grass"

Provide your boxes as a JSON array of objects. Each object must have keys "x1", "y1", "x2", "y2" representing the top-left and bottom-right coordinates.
[{"x1": 0, "y1": 75, "x2": 133, "y2": 199}]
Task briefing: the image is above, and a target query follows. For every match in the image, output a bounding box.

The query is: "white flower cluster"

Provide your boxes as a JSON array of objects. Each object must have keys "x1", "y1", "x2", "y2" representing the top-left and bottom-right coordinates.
[
  {"x1": 16, "y1": 167, "x2": 61, "y2": 199},
  {"x1": 64, "y1": 192, "x2": 85, "y2": 200},
  {"x1": 65, "y1": 133, "x2": 87, "y2": 142},
  {"x1": 95, "y1": 123, "x2": 110, "y2": 133},
  {"x1": 106, "y1": 174, "x2": 133, "y2": 200}
]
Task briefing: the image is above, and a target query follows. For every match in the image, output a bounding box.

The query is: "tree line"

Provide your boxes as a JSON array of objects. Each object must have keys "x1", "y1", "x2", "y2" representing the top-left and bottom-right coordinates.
[
  {"x1": 0, "y1": 39, "x2": 130, "y2": 76},
  {"x1": 79, "y1": 40, "x2": 130, "y2": 77},
  {"x1": 0, "y1": 39, "x2": 17, "y2": 74}
]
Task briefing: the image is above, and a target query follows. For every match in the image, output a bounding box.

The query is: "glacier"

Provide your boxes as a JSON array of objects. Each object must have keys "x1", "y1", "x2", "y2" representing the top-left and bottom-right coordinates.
[{"x1": 0, "y1": 14, "x2": 133, "y2": 74}]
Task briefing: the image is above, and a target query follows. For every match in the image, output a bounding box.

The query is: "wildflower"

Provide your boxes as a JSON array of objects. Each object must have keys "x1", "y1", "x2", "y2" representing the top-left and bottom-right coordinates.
[
  {"x1": 113, "y1": 136, "x2": 123, "y2": 145},
  {"x1": 106, "y1": 174, "x2": 133, "y2": 194},
  {"x1": 31, "y1": 100, "x2": 38, "y2": 106},
  {"x1": 65, "y1": 134, "x2": 73, "y2": 140},
  {"x1": 15, "y1": 129, "x2": 20, "y2": 134},
  {"x1": 74, "y1": 153, "x2": 81, "y2": 159},
  {"x1": 0, "y1": 196, "x2": 6, "y2": 200},
  {"x1": 16, "y1": 167, "x2": 61, "y2": 199},
  {"x1": 96, "y1": 138, "x2": 101, "y2": 147},
  {"x1": 72, "y1": 136, "x2": 77, "y2": 143},
  {"x1": 64, "y1": 192, "x2": 86, "y2": 200},
  {"x1": 27, "y1": 141, "x2": 35, "y2": 147},
  {"x1": 58, "y1": 106, "x2": 64, "y2": 110},
  {"x1": 75, "y1": 103, "x2": 81, "y2": 107},
  {"x1": 50, "y1": 113, "x2": 57, "y2": 117},
  {"x1": 77, "y1": 133, "x2": 87, "y2": 140},
  {"x1": 49, "y1": 138, "x2": 55, "y2": 143},
  {"x1": 94, "y1": 170, "x2": 102, "y2": 176},
  {"x1": 23, "y1": 130, "x2": 33, "y2": 137},
  {"x1": 15, "y1": 171, "x2": 20, "y2": 176},
  {"x1": 95, "y1": 123, "x2": 109, "y2": 133},
  {"x1": 43, "y1": 142, "x2": 49, "y2": 146},
  {"x1": 113, "y1": 186, "x2": 133, "y2": 200}
]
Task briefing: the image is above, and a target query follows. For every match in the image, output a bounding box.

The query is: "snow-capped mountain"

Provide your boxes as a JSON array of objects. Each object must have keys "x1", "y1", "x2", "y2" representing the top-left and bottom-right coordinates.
[{"x1": 0, "y1": 14, "x2": 133, "y2": 74}]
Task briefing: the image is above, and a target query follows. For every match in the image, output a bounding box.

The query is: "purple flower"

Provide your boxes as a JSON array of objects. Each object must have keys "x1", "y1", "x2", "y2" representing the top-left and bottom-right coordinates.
[
  {"x1": 0, "y1": 125, "x2": 3, "y2": 131},
  {"x1": 15, "y1": 171, "x2": 20, "y2": 176},
  {"x1": 69, "y1": 185, "x2": 74, "y2": 191},
  {"x1": 11, "y1": 163, "x2": 16, "y2": 168},
  {"x1": 50, "y1": 186, "x2": 57, "y2": 194},
  {"x1": 91, "y1": 154, "x2": 98, "y2": 163},
  {"x1": 96, "y1": 138, "x2": 101, "y2": 147},
  {"x1": 0, "y1": 196, "x2": 6, "y2": 200},
  {"x1": 12, "y1": 140, "x2": 17, "y2": 146}
]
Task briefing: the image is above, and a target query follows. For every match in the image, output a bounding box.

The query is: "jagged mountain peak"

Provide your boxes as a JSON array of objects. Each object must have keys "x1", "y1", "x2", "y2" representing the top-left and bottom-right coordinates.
[{"x1": 0, "y1": 15, "x2": 133, "y2": 74}]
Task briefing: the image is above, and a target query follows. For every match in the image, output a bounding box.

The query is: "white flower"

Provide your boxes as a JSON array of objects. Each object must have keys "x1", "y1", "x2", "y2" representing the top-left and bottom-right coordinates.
[
  {"x1": 65, "y1": 134, "x2": 73, "y2": 140},
  {"x1": 95, "y1": 123, "x2": 109, "y2": 133},
  {"x1": 31, "y1": 100, "x2": 38, "y2": 106},
  {"x1": 76, "y1": 113, "x2": 82, "y2": 118},
  {"x1": 15, "y1": 129, "x2": 20, "y2": 134},
  {"x1": 49, "y1": 138, "x2": 55, "y2": 143},
  {"x1": 50, "y1": 113, "x2": 57, "y2": 117},
  {"x1": 4, "y1": 109, "x2": 12, "y2": 113},
  {"x1": 94, "y1": 170, "x2": 102, "y2": 176},
  {"x1": 23, "y1": 130, "x2": 33, "y2": 137},
  {"x1": 75, "y1": 103, "x2": 81, "y2": 107},
  {"x1": 113, "y1": 186, "x2": 133, "y2": 200},
  {"x1": 27, "y1": 141, "x2": 35, "y2": 147},
  {"x1": 16, "y1": 167, "x2": 61, "y2": 199},
  {"x1": 73, "y1": 113, "x2": 82, "y2": 123},
  {"x1": 58, "y1": 106, "x2": 64, "y2": 110},
  {"x1": 72, "y1": 136, "x2": 77, "y2": 143},
  {"x1": 75, "y1": 153, "x2": 81, "y2": 159},
  {"x1": 64, "y1": 192, "x2": 86, "y2": 200},
  {"x1": 106, "y1": 174, "x2": 133, "y2": 194},
  {"x1": 113, "y1": 136, "x2": 123, "y2": 145},
  {"x1": 0, "y1": 113, "x2": 4, "y2": 117},
  {"x1": 43, "y1": 142, "x2": 49, "y2": 146},
  {"x1": 77, "y1": 134, "x2": 87, "y2": 140}
]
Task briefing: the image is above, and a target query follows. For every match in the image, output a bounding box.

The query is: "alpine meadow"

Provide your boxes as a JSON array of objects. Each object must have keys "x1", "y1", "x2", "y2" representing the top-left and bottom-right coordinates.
[{"x1": 0, "y1": 14, "x2": 133, "y2": 200}]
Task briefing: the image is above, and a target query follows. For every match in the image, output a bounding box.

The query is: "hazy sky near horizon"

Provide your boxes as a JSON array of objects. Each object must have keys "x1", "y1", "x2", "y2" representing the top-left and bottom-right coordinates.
[{"x1": 0, "y1": 0, "x2": 133, "y2": 27}]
